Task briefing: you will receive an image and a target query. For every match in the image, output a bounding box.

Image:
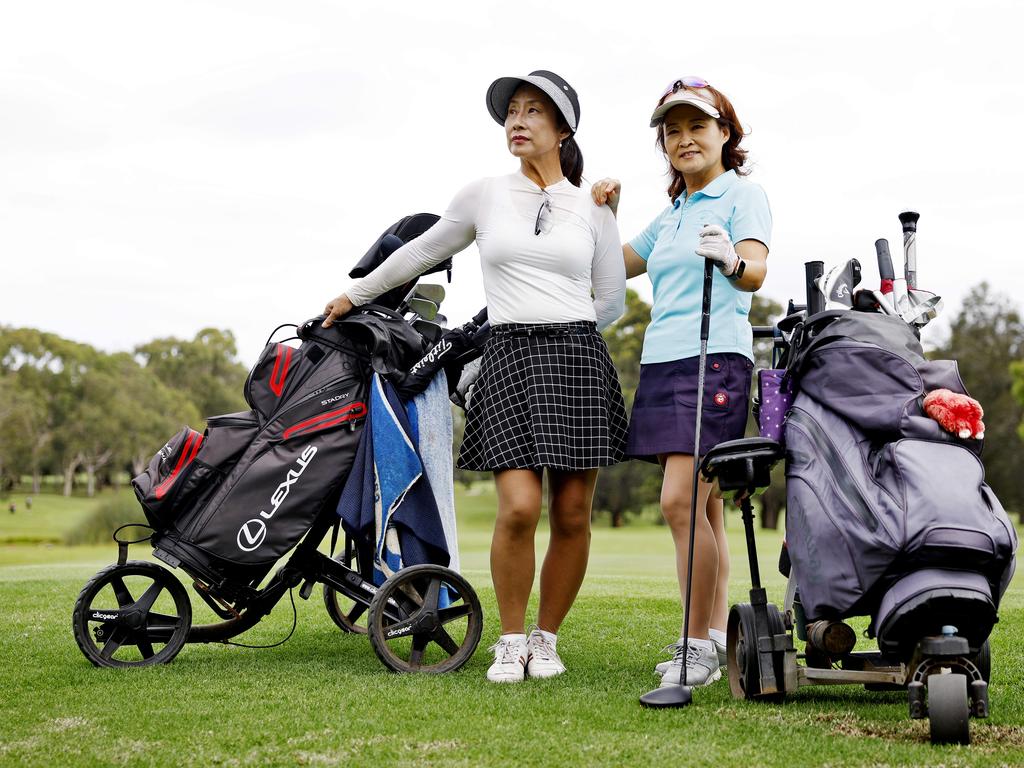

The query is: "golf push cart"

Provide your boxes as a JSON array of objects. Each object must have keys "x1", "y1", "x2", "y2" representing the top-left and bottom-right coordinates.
[
  {"x1": 700, "y1": 212, "x2": 1016, "y2": 744},
  {"x1": 71, "y1": 213, "x2": 490, "y2": 674}
]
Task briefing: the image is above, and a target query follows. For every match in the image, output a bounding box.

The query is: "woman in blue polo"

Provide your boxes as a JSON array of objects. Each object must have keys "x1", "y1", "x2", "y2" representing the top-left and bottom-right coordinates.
[{"x1": 593, "y1": 77, "x2": 771, "y2": 688}]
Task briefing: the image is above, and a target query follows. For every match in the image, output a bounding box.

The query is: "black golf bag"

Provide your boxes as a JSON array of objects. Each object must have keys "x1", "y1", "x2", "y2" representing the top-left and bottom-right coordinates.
[
  {"x1": 781, "y1": 310, "x2": 1017, "y2": 657},
  {"x1": 134, "y1": 311, "x2": 429, "y2": 598},
  {"x1": 130, "y1": 215, "x2": 445, "y2": 601}
]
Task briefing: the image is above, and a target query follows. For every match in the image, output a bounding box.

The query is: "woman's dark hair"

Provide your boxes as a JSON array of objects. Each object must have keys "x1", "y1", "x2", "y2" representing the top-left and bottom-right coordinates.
[
  {"x1": 559, "y1": 127, "x2": 584, "y2": 187},
  {"x1": 655, "y1": 84, "x2": 748, "y2": 200}
]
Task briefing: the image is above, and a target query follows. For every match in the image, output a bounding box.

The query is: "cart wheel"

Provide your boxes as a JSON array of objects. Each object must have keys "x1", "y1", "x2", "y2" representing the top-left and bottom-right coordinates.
[
  {"x1": 928, "y1": 673, "x2": 970, "y2": 745},
  {"x1": 727, "y1": 602, "x2": 787, "y2": 701},
  {"x1": 367, "y1": 564, "x2": 482, "y2": 673},
  {"x1": 323, "y1": 537, "x2": 370, "y2": 635},
  {"x1": 727, "y1": 603, "x2": 759, "y2": 699},
  {"x1": 72, "y1": 561, "x2": 191, "y2": 668}
]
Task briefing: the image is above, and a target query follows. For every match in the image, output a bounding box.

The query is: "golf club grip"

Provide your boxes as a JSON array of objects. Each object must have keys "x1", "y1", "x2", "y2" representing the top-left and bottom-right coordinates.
[
  {"x1": 898, "y1": 211, "x2": 919, "y2": 290},
  {"x1": 898, "y1": 210, "x2": 920, "y2": 233},
  {"x1": 805, "y1": 261, "x2": 825, "y2": 315},
  {"x1": 699, "y1": 259, "x2": 714, "y2": 341},
  {"x1": 875, "y1": 239, "x2": 895, "y2": 280}
]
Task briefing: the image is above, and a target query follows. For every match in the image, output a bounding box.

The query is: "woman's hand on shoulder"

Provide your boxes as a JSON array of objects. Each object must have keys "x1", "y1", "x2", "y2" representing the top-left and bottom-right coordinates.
[
  {"x1": 322, "y1": 293, "x2": 354, "y2": 328},
  {"x1": 591, "y1": 178, "x2": 621, "y2": 217}
]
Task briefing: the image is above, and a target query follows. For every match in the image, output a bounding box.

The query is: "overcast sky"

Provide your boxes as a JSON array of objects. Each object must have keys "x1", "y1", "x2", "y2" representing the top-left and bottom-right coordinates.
[{"x1": 3, "y1": 0, "x2": 1022, "y2": 363}]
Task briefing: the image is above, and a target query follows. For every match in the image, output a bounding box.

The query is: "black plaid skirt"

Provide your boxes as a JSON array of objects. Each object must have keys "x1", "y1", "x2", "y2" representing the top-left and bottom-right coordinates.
[{"x1": 457, "y1": 321, "x2": 628, "y2": 472}]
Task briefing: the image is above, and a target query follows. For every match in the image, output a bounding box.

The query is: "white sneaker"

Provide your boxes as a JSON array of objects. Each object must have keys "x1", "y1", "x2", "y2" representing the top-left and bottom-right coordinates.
[
  {"x1": 655, "y1": 638, "x2": 727, "y2": 676},
  {"x1": 486, "y1": 635, "x2": 527, "y2": 683},
  {"x1": 658, "y1": 640, "x2": 722, "y2": 688},
  {"x1": 526, "y1": 628, "x2": 566, "y2": 679}
]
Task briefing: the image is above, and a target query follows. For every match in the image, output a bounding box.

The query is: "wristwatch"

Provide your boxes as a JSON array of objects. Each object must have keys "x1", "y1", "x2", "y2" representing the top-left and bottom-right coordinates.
[{"x1": 726, "y1": 258, "x2": 746, "y2": 281}]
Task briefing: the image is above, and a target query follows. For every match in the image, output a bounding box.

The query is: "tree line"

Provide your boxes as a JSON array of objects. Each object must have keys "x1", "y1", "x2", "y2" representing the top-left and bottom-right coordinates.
[
  {"x1": 0, "y1": 328, "x2": 248, "y2": 496},
  {"x1": 594, "y1": 283, "x2": 1024, "y2": 525},
  {"x1": 2, "y1": 284, "x2": 1022, "y2": 522}
]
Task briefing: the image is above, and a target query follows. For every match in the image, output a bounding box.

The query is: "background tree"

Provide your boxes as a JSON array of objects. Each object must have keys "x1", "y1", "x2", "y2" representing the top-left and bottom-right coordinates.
[
  {"x1": 1, "y1": 325, "x2": 230, "y2": 496},
  {"x1": 933, "y1": 283, "x2": 1024, "y2": 519},
  {"x1": 594, "y1": 289, "x2": 662, "y2": 526},
  {"x1": 135, "y1": 328, "x2": 248, "y2": 418},
  {"x1": 1012, "y1": 359, "x2": 1024, "y2": 443}
]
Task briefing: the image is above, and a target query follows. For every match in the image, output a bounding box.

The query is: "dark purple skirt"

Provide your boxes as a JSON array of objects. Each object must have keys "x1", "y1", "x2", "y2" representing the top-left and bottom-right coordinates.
[{"x1": 625, "y1": 353, "x2": 753, "y2": 461}]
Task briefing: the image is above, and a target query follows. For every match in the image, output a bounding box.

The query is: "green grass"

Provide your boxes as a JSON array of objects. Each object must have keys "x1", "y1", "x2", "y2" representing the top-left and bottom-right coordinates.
[
  {"x1": 0, "y1": 488, "x2": 1022, "y2": 767},
  {"x1": 0, "y1": 492, "x2": 108, "y2": 544}
]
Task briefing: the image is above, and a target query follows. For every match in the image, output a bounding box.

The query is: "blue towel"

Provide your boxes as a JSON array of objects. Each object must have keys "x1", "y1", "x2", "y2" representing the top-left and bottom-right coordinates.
[{"x1": 336, "y1": 374, "x2": 449, "y2": 585}]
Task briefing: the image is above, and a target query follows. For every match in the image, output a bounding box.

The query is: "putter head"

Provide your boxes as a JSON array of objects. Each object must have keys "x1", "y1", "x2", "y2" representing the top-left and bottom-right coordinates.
[
  {"x1": 816, "y1": 259, "x2": 861, "y2": 311},
  {"x1": 413, "y1": 284, "x2": 446, "y2": 306},
  {"x1": 406, "y1": 297, "x2": 439, "y2": 320}
]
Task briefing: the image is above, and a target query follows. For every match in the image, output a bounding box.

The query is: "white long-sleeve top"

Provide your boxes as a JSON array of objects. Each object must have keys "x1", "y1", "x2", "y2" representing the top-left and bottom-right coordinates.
[{"x1": 343, "y1": 171, "x2": 626, "y2": 330}]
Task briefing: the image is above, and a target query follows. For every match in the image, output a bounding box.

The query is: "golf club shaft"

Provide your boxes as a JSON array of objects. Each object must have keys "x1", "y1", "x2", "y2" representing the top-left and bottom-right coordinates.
[
  {"x1": 898, "y1": 211, "x2": 919, "y2": 290},
  {"x1": 681, "y1": 259, "x2": 715, "y2": 687}
]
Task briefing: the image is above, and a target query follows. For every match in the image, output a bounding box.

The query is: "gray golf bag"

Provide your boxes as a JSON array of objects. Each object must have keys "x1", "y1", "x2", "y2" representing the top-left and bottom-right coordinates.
[{"x1": 782, "y1": 310, "x2": 1017, "y2": 658}]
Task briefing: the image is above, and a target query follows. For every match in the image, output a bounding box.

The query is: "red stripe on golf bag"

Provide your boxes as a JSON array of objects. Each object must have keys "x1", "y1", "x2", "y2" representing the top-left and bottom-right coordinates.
[
  {"x1": 154, "y1": 430, "x2": 204, "y2": 499},
  {"x1": 269, "y1": 345, "x2": 293, "y2": 396},
  {"x1": 283, "y1": 402, "x2": 367, "y2": 440}
]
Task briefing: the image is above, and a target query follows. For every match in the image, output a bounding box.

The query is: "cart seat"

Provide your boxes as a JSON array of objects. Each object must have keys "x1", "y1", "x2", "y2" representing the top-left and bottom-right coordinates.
[{"x1": 699, "y1": 437, "x2": 784, "y2": 500}]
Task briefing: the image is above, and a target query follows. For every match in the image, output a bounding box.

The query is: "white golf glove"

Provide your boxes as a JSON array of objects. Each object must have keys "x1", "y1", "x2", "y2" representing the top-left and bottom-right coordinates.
[
  {"x1": 695, "y1": 224, "x2": 740, "y2": 276},
  {"x1": 451, "y1": 357, "x2": 483, "y2": 410}
]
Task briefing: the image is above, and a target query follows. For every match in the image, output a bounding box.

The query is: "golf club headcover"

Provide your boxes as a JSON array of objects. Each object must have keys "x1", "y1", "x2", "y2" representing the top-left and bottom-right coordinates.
[{"x1": 923, "y1": 388, "x2": 985, "y2": 440}]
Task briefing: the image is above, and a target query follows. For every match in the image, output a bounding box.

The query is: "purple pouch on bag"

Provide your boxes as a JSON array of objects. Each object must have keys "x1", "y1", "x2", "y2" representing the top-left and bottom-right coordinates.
[{"x1": 757, "y1": 369, "x2": 793, "y2": 444}]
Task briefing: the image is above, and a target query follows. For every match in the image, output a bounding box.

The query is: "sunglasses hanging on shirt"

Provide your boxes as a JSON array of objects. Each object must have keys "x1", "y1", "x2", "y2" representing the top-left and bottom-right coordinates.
[{"x1": 534, "y1": 191, "x2": 553, "y2": 236}]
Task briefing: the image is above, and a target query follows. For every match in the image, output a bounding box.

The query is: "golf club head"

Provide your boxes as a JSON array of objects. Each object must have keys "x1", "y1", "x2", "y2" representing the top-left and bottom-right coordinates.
[
  {"x1": 434, "y1": 313, "x2": 448, "y2": 330},
  {"x1": 901, "y1": 289, "x2": 943, "y2": 327},
  {"x1": 816, "y1": 258, "x2": 861, "y2": 311},
  {"x1": 853, "y1": 289, "x2": 897, "y2": 316},
  {"x1": 413, "y1": 284, "x2": 446, "y2": 306},
  {"x1": 406, "y1": 297, "x2": 439, "y2": 320},
  {"x1": 639, "y1": 683, "x2": 694, "y2": 708},
  {"x1": 412, "y1": 317, "x2": 443, "y2": 344}
]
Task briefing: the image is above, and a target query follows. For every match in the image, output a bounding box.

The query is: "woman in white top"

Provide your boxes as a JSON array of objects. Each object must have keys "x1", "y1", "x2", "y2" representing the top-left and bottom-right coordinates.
[{"x1": 322, "y1": 70, "x2": 627, "y2": 683}]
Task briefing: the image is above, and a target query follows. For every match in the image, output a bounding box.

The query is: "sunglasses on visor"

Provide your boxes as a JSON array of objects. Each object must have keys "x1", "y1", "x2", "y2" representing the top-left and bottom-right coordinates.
[{"x1": 659, "y1": 76, "x2": 711, "y2": 100}]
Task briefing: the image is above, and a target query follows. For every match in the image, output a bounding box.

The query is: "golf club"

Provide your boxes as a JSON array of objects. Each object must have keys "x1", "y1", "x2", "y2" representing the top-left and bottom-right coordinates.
[
  {"x1": 875, "y1": 239, "x2": 895, "y2": 296},
  {"x1": 898, "y1": 210, "x2": 920, "y2": 290},
  {"x1": 413, "y1": 284, "x2": 446, "y2": 306},
  {"x1": 853, "y1": 288, "x2": 897, "y2": 316},
  {"x1": 406, "y1": 297, "x2": 439, "y2": 321},
  {"x1": 412, "y1": 317, "x2": 443, "y2": 344},
  {"x1": 900, "y1": 289, "x2": 943, "y2": 327},
  {"x1": 817, "y1": 258, "x2": 861, "y2": 310},
  {"x1": 639, "y1": 258, "x2": 716, "y2": 709}
]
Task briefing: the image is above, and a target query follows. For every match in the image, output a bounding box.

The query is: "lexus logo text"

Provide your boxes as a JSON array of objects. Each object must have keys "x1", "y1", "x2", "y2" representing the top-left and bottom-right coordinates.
[{"x1": 235, "y1": 444, "x2": 317, "y2": 553}]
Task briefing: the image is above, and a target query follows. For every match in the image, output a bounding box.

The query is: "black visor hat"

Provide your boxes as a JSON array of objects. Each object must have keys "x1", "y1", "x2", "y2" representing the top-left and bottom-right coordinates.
[{"x1": 485, "y1": 69, "x2": 580, "y2": 133}]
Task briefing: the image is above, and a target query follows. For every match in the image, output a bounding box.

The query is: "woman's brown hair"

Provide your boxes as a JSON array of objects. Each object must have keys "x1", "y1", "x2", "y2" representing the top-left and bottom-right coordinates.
[{"x1": 655, "y1": 84, "x2": 749, "y2": 201}]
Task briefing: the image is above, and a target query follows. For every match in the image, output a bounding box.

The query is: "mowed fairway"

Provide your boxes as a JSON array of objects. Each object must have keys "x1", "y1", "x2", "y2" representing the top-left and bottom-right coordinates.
[{"x1": 1, "y1": 487, "x2": 1022, "y2": 768}]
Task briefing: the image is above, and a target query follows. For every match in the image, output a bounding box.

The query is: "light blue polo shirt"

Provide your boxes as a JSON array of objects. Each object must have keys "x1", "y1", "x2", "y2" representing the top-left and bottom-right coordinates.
[{"x1": 629, "y1": 170, "x2": 771, "y2": 364}]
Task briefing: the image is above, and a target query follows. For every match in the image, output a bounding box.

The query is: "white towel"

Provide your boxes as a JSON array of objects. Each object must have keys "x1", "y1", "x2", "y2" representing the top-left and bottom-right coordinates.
[{"x1": 412, "y1": 371, "x2": 460, "y2": 572}]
